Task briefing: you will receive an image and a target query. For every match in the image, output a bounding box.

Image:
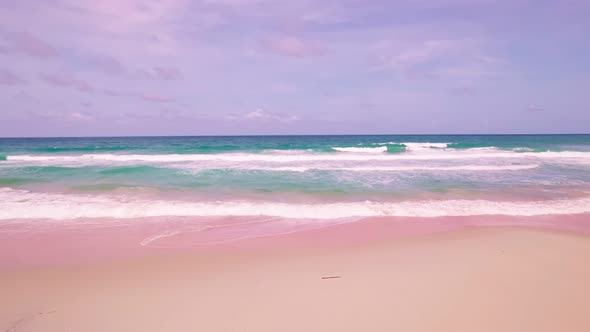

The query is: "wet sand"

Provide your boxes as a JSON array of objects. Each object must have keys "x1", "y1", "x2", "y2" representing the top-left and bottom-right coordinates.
[{"x1": 1, "y1": 217, "x2": 590, "y2": 331}]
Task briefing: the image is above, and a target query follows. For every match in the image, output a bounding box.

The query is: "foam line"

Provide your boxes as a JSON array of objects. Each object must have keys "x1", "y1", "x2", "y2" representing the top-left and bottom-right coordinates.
[
  {"x1": 1, "y1": 188, "x2": 588, "y2": 220},
  {"x1": 5, "y1": 151, "x2": 590, "y2": 164}
]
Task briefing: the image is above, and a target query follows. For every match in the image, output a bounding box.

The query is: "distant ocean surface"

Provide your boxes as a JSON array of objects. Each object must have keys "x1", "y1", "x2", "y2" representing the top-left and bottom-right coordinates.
[{"x1": 1, "y1": 135, "x2": 590, "y2": 221}]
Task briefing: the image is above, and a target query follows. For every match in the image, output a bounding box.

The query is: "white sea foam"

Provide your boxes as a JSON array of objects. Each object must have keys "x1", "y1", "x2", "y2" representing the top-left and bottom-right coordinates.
[
  {"x1": 333, "y1": 146, "x2": 388, "y2": 153},
  {"x1": 400, "y1": 142, "x2": 450, "y2": 151},
  {"x1": 374, "y1": 142, "x2": 451, "y2": 151},
  {"x1": 211, "y1": 164, "x2": 541, "y2": 172},
  {"x1": 4, "y1": 151, "x2": 590, "y2": 164},
  {"x1": 0, "y1": 188, "x2": 588, "y2": 220}
]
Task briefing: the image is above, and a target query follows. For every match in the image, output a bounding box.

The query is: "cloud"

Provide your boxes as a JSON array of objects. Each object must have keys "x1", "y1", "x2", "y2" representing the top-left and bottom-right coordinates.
[
  {"x1": 25, "y1": 110, "x2": 94, "y2": 122},
  {"x1": 153, "y1": 66, "x2": 182, "y2": 80},
  {"x1": 50, "y1": 0, "x2": 193, "y2": 57},
  {"x1": 373, "y1": 39, "x2": 461, "y2": 72},
  {"x1": 68, "y1": 112, "x2": 94, "y2": 121},
  {"x1": 39, "y1": 71, "x2": 94, "y2": 93},
  {"x1": 264, "y1": 36, "x2": 324, "y2": 58},
  {"x1": 245, "y1": 109, "x2": 265, "y2": 119},
  {"x1": 0, "y1": 69, "x2": 25, "y2": 85},
  {"x1": 2, "y1": 31, "x2": 57, "y2": 59},
  {"x1": 0, "y1": 0, "x2": 588, "y2": 136},
  {"x1": 371, "y1": 38, "x2": 506, "y2": 84},
  {"x1": 127, "y1": 67, "x2": 182, "y2": 81},
  {"x1": 101, "y1": 89, "x2": 176, "y2": 103},
  {"x1": 229, "y1": 109, "x2": 298, "y2": 122}
]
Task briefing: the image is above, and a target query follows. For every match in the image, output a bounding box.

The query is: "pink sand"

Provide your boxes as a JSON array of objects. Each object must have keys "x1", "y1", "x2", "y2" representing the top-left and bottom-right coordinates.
[
  {"x1": 2, "y1": 219, "x2": 590, "y2": 331},
  {"x1": 1, "y1": 214, "x2": 589, "y2": 269}
]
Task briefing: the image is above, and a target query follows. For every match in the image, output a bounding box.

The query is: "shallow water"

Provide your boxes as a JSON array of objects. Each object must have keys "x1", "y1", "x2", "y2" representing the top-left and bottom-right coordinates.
[{"x1": 1, "y1": 135, "x2": 589, "y2": 220}]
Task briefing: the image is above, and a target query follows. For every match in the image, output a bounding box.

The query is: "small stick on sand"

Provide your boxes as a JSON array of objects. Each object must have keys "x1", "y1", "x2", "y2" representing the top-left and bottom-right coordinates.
[{"x1": 321, "y1": 276, "x2": 342, "y2": 280}]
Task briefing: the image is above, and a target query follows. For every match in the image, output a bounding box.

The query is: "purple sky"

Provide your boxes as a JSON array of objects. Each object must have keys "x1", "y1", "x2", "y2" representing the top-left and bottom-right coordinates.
[{"x1": 0, "y1": 0, "x2": 589, "y2": 136}]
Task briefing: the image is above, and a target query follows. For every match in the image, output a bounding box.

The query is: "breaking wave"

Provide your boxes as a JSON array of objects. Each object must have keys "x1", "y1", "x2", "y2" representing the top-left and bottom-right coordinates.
[
  {"x1": 4, "y1": 150, "x2": 590, "y2": 164},
  {"x1": 1, "y1": 188, "x2": 589, "y2": 220}
]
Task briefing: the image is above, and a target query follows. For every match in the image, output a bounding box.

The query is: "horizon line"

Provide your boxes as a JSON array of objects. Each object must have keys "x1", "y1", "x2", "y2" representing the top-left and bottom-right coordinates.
[{"x1": 1, "y1": 133, "x2": 589, "y2": 139}]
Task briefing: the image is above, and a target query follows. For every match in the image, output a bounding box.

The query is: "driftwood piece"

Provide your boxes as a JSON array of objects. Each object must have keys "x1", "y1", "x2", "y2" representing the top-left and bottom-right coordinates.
[{"x1": 321, "y1": 276, "x2": 342, "y2": 280}]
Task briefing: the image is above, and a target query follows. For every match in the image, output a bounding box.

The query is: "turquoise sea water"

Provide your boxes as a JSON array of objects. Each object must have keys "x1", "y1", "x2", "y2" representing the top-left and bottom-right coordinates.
[
  {"x1": 2, "y1": 135, "x2": 590, "y2": 155},
  {"x1": 1, "y1": 135, "x2": 589, "y2": 220}
]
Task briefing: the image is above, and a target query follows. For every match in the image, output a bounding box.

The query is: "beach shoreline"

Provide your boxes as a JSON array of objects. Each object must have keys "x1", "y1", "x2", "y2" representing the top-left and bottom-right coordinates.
[{"x1": 2, "y1": 214, "x2": 589, "y2": 270}]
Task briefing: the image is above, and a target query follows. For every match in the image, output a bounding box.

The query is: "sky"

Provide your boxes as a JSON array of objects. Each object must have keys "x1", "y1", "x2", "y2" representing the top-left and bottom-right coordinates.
[{"x1": 0, "y1": 0, "x2": 589, "y2": 137}]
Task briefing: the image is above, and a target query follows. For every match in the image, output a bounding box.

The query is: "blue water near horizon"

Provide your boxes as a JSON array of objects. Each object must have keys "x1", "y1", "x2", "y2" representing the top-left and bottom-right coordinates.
[
  {"x1": 2, "y1": 134, "x2": 590, "y2": 155},
  {"x1": 1, "y1": 134, "x2": 589, "y2": 220}
]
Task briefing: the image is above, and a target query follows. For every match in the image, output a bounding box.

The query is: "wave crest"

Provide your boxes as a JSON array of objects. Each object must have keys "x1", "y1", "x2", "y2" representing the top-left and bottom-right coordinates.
[
  {"x1": 1, "y1": 188, "x2": 589, "y2": 220},
  {"x1": 333, "y1": 146, "x2": 388, "y2": 153},
  {"x1": 5, "y1": 150, "x2": 590, "y2": 164}
]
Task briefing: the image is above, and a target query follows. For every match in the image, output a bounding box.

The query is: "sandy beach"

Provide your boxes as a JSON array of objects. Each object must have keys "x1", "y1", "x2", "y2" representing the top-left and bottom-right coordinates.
[
  {"x1": 2, "y1": 0, "x2": 589, "y2": 329},
  {"x1": 2, "y1": 217, "x2": 590, "y2": 332}
]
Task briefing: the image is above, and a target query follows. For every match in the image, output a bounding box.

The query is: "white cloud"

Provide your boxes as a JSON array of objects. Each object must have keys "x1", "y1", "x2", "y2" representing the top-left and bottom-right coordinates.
[
  {"x1": 68, "y1": 112, "x2": 94, "y2": 121},
  {"x1": 229, "y1": 109, "x2": 298, "y2": 122}
]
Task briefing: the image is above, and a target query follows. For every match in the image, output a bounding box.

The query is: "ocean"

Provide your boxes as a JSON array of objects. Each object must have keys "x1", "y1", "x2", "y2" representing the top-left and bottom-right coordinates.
[{"x1": 1, "y1": 135, "x2": 590, "y2": 221}]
